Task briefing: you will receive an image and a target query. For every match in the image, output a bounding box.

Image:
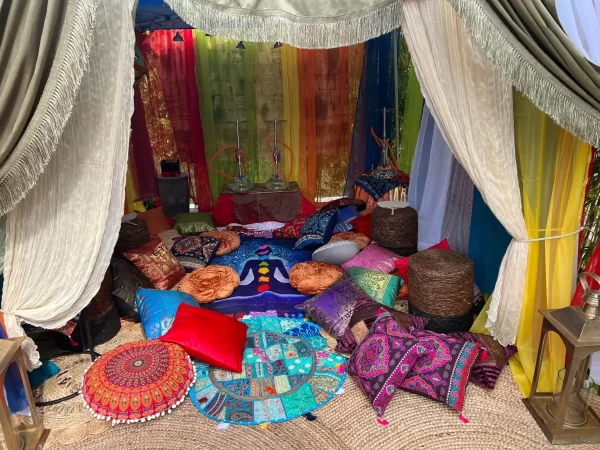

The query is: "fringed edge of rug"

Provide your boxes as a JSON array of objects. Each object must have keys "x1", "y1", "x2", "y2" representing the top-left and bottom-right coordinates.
[
  {"x1": 0, "y1": 0, "x2": 98, "y2": 216},
  {"x1": 447, "y1": 0, "x2": 600, "y2": 147},
  {"x1": 165, "y1": 0, "x2": 402, "y2": 49},
  {"x1": 80, "y1": 354, "x2": 197, "y2": 426}
]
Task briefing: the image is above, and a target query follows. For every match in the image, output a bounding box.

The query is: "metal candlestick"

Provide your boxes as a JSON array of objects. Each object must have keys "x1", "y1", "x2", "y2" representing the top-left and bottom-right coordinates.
[
  {"x1": 265, "y1": 118, "x2": 288, "y2": 191},
  {"x1": 372, "y1": 107, "x2": 396, "y2": 180},
  {"x1": 226, "y1": 120, "x2": 254, "y2": 192}
]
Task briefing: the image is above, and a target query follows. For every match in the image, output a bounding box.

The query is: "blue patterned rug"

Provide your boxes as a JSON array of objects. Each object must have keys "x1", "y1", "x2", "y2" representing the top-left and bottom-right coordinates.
[
  {"x1": 203, "y1": 238, "x2": 312, "y2": 314},
  {"x1": 189, "y1": 317, "x2": 347, "y2": 425}
]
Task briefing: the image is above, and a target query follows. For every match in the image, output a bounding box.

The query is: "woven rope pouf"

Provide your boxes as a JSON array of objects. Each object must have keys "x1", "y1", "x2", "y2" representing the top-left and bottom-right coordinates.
[
  {"x1": 408, "y1": 249, "x2": 474, "y2": 333},
  {"x1": 371, "y1": 201, "x2": 418, "y2": 257}
]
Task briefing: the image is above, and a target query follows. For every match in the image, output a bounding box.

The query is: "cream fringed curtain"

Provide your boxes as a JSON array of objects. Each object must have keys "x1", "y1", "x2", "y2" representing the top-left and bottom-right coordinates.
[
  {"x1": 1, "y1": 0, "x2": 136, "y2": 370},
  {"x1": 402, "y1": 0, "x2": 527, "y2": 346}
]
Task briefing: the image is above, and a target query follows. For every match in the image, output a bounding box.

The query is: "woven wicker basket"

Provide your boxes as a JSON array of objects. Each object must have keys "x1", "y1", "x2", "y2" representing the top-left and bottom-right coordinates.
[
  {"x1": 371, "y1": 202, "x2": 418, "y2": 256},
  {"x1": 408, "y1": 249, "x2": 474, "y2": 333}
]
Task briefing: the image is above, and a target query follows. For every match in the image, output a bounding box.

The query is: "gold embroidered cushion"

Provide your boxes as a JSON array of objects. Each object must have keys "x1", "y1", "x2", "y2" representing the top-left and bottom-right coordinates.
[{"x1": 346, "y1": 266, "x2": 402, "y2": 308}]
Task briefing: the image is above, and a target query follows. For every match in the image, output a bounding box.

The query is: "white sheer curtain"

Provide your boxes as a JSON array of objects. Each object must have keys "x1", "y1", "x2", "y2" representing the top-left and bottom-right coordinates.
[
  {"x1": 402, "y1": 0, "x2": 528, "y2": 346},
  {"x1": 1, "y1": 0, "x2": 136, "y2": 370},
  {"x1": 408, "y1": 103, "x2": 454, "y2": 251}
]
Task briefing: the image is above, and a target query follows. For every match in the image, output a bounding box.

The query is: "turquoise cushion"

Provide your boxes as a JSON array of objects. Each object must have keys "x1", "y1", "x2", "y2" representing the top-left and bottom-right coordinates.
[
  {"x1": 346, "y1": 266, "x2": 402, "y2": 308},
  {"x1": 28, "y1": 360, "x2": 59, "y2": 388},
  {"x1": 136, "y1": 289, "x2": 198, "y2": 339}
]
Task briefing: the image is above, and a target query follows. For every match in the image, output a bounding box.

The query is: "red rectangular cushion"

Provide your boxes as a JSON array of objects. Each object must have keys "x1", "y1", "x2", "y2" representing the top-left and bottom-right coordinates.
[
  {"x1": 349, "y1": 213, "x2": 371, "y2": 238},
  {"x1": 159, "y1": 303, "x2": 248, "y2": 372}
]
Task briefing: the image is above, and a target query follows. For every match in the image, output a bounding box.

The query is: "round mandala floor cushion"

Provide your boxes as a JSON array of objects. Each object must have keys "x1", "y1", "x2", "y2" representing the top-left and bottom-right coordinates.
[
  {"x1": 330, "y1": 232, "x2": 370, "y2": 250},
  {"x1": 201, "y1": 231, "x2": 240, "y2": 256},
  {"x1": 81, "y1": 340, "x2": 195, "y2": 425},
  {"x1": 312, "y1": 240, "x2": 360, "y2": 266},
  {"x1": 190, "y1": 317, "x2": 347, "y2": 425},
  {"x1": 178, "y1": 265, "x2": 240, "y2": 303},
  {"x1": 289, "y1": 261, "x2": 344, "y2": 296}
]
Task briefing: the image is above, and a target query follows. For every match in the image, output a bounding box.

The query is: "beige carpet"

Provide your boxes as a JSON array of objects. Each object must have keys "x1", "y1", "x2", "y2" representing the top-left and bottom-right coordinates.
[{"x1": 31, "y1": 322, "x2": 600, "y2": 450}]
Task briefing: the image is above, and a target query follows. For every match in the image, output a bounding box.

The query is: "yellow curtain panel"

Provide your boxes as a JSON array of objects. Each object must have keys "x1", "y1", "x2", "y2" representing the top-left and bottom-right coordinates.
[{"x1": 509, "y1": 92, "x2": 592, "y2": 396}]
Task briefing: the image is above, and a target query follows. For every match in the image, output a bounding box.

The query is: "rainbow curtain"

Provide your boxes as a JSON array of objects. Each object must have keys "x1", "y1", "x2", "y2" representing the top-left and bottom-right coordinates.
[
  {"x1": 131, "y1": 30, "x2": 420, "y2": 204},
  {"x1": 193, "y1": 33, "x2": 364, "y2": 203}
]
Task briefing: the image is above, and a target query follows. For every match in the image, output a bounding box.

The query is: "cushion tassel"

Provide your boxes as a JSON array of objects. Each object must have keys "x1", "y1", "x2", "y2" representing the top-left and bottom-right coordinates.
[
  {"x1": 304, "y1": 412, "x2": 317, "y2": 421},
  {"x1": 459, "y1": 413, "x2": 469, "y2": 424},
  {"x1": 480, "y1": 349, "x2": 488, "y2": 362},
  {"x1": 377, "y1": 417, "x2": 389, "y2": 427},
  {"x1": 337, "y1": 364, "x2": 345, "y2": 374},
  {"x1": 258, "y1": 423, "x2": 270, "y2": 429}
]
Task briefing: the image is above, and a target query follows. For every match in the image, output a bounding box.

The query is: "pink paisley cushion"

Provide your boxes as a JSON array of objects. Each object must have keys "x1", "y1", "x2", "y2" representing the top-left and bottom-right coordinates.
[
  {"x1": 400, "y1": 329, "x2": 482, "y2": 412},
  {"x1": 341, "y1": 242, "x2": 399, "y2": 273},
  {"x1": 348, "y1": 311, "x2": 433, "y2": 418}
]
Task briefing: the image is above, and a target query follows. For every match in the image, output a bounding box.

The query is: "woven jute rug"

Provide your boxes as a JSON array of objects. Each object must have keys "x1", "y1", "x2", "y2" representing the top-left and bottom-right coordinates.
[{"x1": 34, "y1": 321, "x2": 600, "y2": 450}]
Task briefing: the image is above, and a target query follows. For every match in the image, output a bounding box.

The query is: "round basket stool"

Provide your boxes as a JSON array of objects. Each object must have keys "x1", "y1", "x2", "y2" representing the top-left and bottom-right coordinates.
[
  {"x1": 408, "y1": 249, "x2": 474, "y2": 333},
  {"x1": 371, "y1": 201, "x2": 418, "y2": 257}
]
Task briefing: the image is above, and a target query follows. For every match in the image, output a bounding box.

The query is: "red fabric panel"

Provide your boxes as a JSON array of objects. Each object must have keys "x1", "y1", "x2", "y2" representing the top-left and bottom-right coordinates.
[
  {"x1": 159, "y1": 303, "x2": 248, "y2": 372},
  {"x1": 130, "y1": 84, "x2": 158, "y2": 201},
  {"x1": 349, "y1": 213, "x2": 372, "y2": 238},
  {"x1": 140, "y1": 30, "x2": 213, "y2": 211}
]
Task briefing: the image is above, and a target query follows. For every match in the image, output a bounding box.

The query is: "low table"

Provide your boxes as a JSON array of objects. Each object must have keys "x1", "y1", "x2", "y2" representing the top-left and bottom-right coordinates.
[{"x1": 212, "y1": 182, "x2": 315, "y2": 226}]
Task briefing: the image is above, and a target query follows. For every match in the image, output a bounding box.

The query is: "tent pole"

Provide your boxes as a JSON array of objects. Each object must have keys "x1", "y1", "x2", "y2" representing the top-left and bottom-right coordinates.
[{"x1": 393, "y1": 29, "x2": 400, "y2": 164}]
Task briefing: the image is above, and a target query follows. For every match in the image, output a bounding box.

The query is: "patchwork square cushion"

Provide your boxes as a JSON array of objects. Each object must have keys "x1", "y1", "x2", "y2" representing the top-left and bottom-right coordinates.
[
  {"x1": 346, "y1": 266, "x2": 402, "y2": 308},
  {"x1": 349, "y1": 213, "x2": 371, "y2": 238},
  {"x1": 171, "y1": 235, "x2": 220, "y2": 271},
  {"x1": 123, "y1": 237, "x2": 186, "y2": 290},
  {"x1": 296, "y1": 275, "x2": 369, "y2": 339},
  {"x1": 394, "y1": 238, "x2": 451, "y2": 283},
  {"x1": 136, "y1": 288, "x2": 199, "y2": 339},
  {"x1": 159, "y1": 303, "x2": 248, "y2": 372},
  {"x1": 136, "y1": 207, "x2": 173, "y2": 235},
  {"x1": 276, "y1": 214, "x2": 312, "y2": 239},
  {"x1": 348, "y1": 311, "x2": 432, "y2": 418},
  {"x1": 401, "y1": 329, "x2": 482, "y2": 411},
  {"x1": 312, "y1": 240, "x2": 360, "y2": 266},
  {"x1": 110, "y1": 257, "x2": 153, "y2": 321},
  {"x1": 173, "y1": 212, "x2": 215, "y2": 236},
  {"x1": 447, "y1": 332, "x2": 517, "y2": 389},
  {"x1": 341, "y1": 242, "x2": 399, "y2": 273},
  {"x1": 289, "y1": 261, "x2": 344, "y2": 296},
  {"x1": 294, "y1": 210, "x2": 338, "y2": 250}
]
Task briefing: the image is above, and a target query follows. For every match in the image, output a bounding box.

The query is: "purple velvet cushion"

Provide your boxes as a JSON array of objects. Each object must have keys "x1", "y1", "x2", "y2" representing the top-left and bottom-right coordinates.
[
  {"x1": 348, "y1": 311, "x2": 433, "y2": 418},
  {"x1": 341, "y1": 242, "x2": 399, "y2": 273},
  {"x1": 296, "y1": 276, "x2": 370, "y2": 339},
  {"x1": 447, "y1": 332, "x2": 517, "y2": 389},
  {"x1": 400, "y1": 330, "x2": 482, "y2": 412}
]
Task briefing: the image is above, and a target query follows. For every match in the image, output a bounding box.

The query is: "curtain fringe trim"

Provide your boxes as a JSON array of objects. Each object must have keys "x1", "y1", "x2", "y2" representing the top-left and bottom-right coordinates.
[
  {"x1": 0, "y1": 0, "x2": 98, "y2": 216},
  {"x1": 448, "y1": 0, "x2": 600, "y2": 148},
  {"x1": 165, "y1": 0, "x2": 403, "y2": 49}
]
